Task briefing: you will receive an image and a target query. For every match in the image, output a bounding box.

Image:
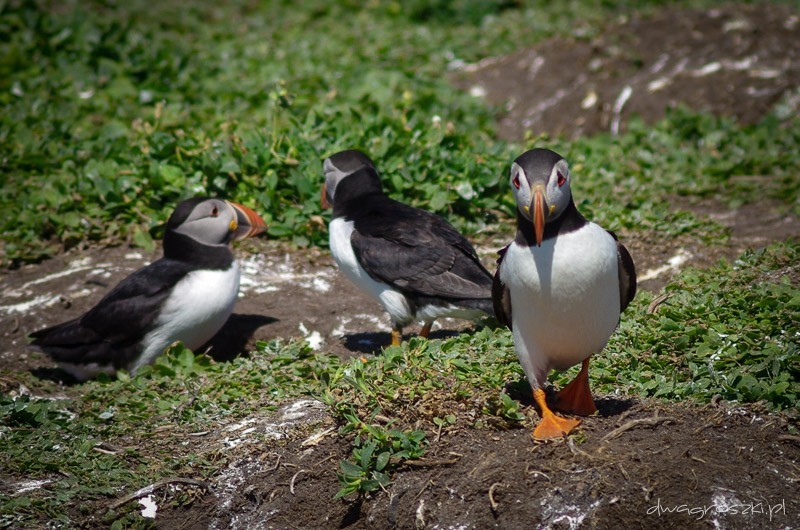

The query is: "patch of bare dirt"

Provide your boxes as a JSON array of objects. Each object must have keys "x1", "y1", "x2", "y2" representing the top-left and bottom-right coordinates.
[
  {"x1": 629, "y1": 198, "x2": 800, "y2": 292},
  {"x1": 149, "y1": 398, "x2": 798, "y2": 529},
  {"x1": 451, "y1": 4, "x2": 800, "y2": 139}
]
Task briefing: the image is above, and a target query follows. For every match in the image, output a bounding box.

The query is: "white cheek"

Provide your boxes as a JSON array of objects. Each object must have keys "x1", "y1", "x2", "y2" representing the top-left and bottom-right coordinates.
[
  {"x1": 516, "y1": 187, "x2": 532, "y2": 215},
  {"x1": 561, "y1": 181, "x2": 571, "y2": 200},
  {"x1": 546, "y1": 182, "x2": 559, "y2": 204},
  {"x1": 552, "y1": 183, "x2": 571, "y2": 216}
]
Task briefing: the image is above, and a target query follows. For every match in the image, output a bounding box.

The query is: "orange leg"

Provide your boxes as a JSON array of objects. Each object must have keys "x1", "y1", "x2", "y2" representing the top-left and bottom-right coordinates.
[
  {"x1": 553, "y1": 358, "x2": 597, "y2": 416},
  {"x1": 532, "y1": 388, "x2": 581, "y2": 439},
  {"x1": 391, "y1": 327, "x2": 402, "y2": 346},
  {"x1": 419, "y1": 321, "x2": 432, "y2": 338}
]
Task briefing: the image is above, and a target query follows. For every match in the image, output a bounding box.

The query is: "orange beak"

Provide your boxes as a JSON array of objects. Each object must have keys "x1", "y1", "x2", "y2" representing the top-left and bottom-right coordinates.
[
  {"x1": 321, "y1": 183, "x2": 331, "y2": 209},
  {"x1": 227, "y1": 201, "x2": 266, "y2": 240},
  {"x1": 532, "y1": 185, "x2": 546, "y2": 246}
]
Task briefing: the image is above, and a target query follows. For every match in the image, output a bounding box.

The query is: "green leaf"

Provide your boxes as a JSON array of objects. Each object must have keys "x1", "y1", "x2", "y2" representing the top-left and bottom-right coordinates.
[
  {"x1": 375, "y1": 451, "x2": 391, "y2": 472},
  {"x1": 338, "y1": 460, "x2": 365, "y2": 478},
  {"x1": 131, "y1": 228, "x2": 155, "y2": 252},
  {"x1": 158, "y1": 164, "x2": 185, "y2": 187}
]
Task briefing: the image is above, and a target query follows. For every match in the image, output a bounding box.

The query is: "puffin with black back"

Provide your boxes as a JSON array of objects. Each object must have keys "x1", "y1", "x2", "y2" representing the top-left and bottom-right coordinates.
[
  {"x1": 29, "y1": 197, "x2": 266, "y2": 380},
  {"x1": 322, "y1": 149, "x2": 494, "y2": 346},
  {"x1": 493, "y1": 148, "x2": 636, "y2": 439}
]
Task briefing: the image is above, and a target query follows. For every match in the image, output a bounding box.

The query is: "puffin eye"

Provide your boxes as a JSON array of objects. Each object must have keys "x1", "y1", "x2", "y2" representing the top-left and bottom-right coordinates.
[
  {"x1": 211, "y1": 206, "x2": 219, "y2": 217},
  {"x1": 512, "y1": 172, "x2": 521, "y2": 189},
  {"x1": 557, "y1": 172, "x2": 566, "y2": 187}
]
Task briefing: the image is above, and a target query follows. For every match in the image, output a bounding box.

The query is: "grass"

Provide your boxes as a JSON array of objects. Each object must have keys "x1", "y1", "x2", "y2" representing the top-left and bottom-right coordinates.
[
  {"x1": 1, "y1": 0, "x2": 799, "y2": 526},
  {"x1": 589, "y1": 244, "x2": 800, "y2": 408},
  {"x1": 2, "y1": 0, "x2": 800, "y2": 265}
]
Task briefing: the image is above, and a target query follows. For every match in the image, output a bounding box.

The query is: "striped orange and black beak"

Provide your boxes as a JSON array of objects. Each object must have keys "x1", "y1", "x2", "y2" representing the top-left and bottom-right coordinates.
[
  {"x1": 320, "y1": 183, "x2": 331, "y2": 209},
  {"x1": 227, "y1": 201, "x2": 266, "y2": 240}
]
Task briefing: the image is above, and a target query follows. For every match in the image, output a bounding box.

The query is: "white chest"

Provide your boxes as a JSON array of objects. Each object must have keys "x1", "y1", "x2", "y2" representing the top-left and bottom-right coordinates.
[
  {"x1": 500, "y1": 223, "x2": 620, "y2": 378},
  {"x1": 329, "y1": 218, "x2": 412, "y2": 324},
  {"x1": 134, "y1": 264, "x2": 240, "y2": 371}
]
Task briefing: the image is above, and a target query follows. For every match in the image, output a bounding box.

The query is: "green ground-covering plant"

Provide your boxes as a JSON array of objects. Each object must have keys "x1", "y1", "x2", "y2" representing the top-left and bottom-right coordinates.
[
  {"x1": 2, "y1": 0, "x2": 799, "y2": 266},
  {"x1": 0, "y1": 340, "x2": 340, "y2": 527},
  {"x1": 595, "y1": 243, "x2": 800, "y2": 409}
]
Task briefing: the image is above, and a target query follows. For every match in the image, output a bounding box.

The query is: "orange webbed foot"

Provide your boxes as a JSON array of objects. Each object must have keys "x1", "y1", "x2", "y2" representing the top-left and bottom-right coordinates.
[
  {"x1": 552, "y1": 358, "x2": 597, "y2": 417},
  {"x1": 533, "y1": 412, "x2": 581, "y2": 439},
  {"x1": 532, "y1": 388, "x2": 581, "y2": 440}
]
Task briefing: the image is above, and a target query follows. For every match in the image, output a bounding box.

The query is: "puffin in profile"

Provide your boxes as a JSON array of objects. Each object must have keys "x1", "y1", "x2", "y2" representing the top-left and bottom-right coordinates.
[
  {"x1": 29, "y1": 197, "x2": 266, "y2": 380},
  {"x1": 322, "y1": 149, "x2": 494, "y2": 346},
  {"x1": 492, "y1": 148, "x2": 636, "y2": 439}
]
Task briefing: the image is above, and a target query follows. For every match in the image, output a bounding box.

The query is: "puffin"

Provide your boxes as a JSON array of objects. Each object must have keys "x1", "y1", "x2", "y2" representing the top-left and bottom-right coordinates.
[
  {"x1": 29, "y1": 197, "x2": 266, "y2": 380},
  {"x1": 492, "y1": 148, "x2": 636, "y2": 439},
  {"x1": 322, "y1": 149, "x2": 494, "y2": 346}
]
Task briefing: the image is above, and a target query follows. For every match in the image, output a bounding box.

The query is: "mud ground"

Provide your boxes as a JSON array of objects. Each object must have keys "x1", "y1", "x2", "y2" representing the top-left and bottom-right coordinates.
[
  {"x1": 2, "y1": 3, "x2": 800, "y2": 529},
  {"x1": 154, "y1": 399, "x2": 799, "y2": 530},
  {"x1": 450, "y1": 4, "x2": 800, "y2": 140}
]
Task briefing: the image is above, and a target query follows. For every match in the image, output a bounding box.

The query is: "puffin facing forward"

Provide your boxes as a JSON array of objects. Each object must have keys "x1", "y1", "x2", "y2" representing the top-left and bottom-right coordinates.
[
  {"x1": 322, "y1": 149, "x2": 494, "y2": 346},
  {"x1": 29, "y1": 197, "x2": 266, "y2": 380},
  {"x1": 493, "y1": 148, "x2": 636, "y2": 439}
]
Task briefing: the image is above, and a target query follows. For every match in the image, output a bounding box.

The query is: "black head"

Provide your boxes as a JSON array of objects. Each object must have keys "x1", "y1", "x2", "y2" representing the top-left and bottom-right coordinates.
[
  {"x1": 321, "y1": 149, "x2": 383, "y2": 209},
  {"x1": 509, "y1": 148, "x2": 573, "y2": 246},
  {"x1": 166, "y1": 197, "x2": 265, "y2": 247}
]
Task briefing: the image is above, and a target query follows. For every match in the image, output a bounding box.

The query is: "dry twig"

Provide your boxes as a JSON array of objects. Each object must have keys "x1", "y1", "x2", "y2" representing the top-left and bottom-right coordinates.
[
  {"x1": 603, "y1": 416, "x2": 676, "y2": 442},
  {"x1": 415, "y1": 478, "x2": 434, "y2": 499},
  {"x1": 525, "y1": 464, "x2": 551, "y2": 481},
  {"x1": 567, "y1": 437, "x2": 592, "y2": 458},
  {"x1": 268, "y1": 455, "x2": 283, "y2": 472},
  {"x1": 313, "y1": 454, "x2": 336, "y2": 468},
  {"x1": 397, "y1": 457, "x2": 460, "y2": 468},
  {"x1": 488, "y1": 482, "x2": 502, "y2": 513},
  {"x1": 616, "y1": 405, "x2": 644, "y2": 424},
  {"x1": 110, "y1": 478, "x2": 208, "y2": 510},
  {"x1": 617, "y1": 463, "x2": 631, "y2": 482},
  {"x1": 647, "y1": 293, "x2": 671, "y2": 314},
  {"x1": 301, "y1": 427, "x2": 335, "y2": 447},
  {"x1": 289, "y1": 469, "x2": 307, "y2": 495}
]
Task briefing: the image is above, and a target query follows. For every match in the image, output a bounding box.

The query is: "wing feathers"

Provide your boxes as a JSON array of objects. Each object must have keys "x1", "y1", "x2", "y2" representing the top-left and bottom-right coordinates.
[
  {"x1": 606, "y1": 230, "x2": 637, "y2": 312},
  {"x1": 350, "y1": 197, "x2": 492, "y2": 301},
  {"x1": 616, "y1": 240, "x2": 637, "y2": 312},
  {"x1": 29, "y1": 258, "x2": 191, "y2": 368},
  {"x1": 491, "y1": 244, "x2": 512, "y2": 329}
]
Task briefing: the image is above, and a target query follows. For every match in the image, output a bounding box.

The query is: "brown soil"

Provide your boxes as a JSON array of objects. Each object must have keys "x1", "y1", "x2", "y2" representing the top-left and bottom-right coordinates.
[
  {"x1": 450, "y1": 4, "x2": 800, "y2": 140},
  {"x1": 2, "y1": 3, "x2": 800, "y2": 529},
  {"x1": 151, "y1": 399, "x2": 799, "y2": 530}
]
